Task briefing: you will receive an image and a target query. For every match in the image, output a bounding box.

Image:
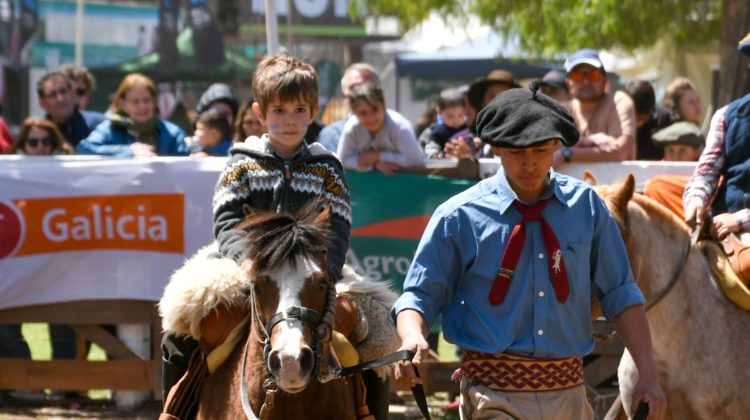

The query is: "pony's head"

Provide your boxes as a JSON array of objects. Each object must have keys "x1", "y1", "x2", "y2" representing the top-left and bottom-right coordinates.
[{"x1": 238, "y1": 202, "x2": 332, "y2": 393}]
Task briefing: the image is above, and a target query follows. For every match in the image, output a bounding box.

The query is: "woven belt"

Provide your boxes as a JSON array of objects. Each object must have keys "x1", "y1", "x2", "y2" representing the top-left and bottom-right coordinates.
[{"x1": 461, "y1": 351, "x2": 583, "y2": 392}]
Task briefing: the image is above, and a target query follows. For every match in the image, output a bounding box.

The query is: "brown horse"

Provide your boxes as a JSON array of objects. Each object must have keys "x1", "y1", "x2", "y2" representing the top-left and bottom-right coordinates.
[
  {"x1": 594, "y1": 175, "x2": 750, "y2": 419},
  {"x1": 196, "y1": 204, "x2": 358, "y2": 419}
]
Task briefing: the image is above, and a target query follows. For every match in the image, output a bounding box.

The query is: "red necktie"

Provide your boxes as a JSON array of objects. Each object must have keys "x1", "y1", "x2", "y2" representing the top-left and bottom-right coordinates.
[{"x1": 488, "y1": 199, "x2": 570, "y2": 305}]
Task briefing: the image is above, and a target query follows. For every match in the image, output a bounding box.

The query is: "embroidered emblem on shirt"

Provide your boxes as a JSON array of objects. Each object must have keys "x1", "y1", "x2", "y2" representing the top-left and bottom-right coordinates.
[{"x1": 552, "y1": 248, "x2": 563, "y2": 273}]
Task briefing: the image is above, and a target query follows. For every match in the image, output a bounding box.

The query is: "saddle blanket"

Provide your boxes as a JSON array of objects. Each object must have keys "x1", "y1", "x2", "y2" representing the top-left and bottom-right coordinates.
[{"x1": 460, "y1": 351, "x2": 584, "y2": 392}]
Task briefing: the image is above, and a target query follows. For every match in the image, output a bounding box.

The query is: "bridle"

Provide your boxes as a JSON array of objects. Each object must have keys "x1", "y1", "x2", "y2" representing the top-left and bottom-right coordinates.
[
  {"x1": 643, "y1": 236, "x2": 692, "y2": 312},
  {"x1": 239, "y1": 272, "x2": 337, "y2": 420}
]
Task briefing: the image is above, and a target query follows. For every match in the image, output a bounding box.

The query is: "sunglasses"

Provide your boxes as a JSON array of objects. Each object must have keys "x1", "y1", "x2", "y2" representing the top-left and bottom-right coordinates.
[
  {"x1": 568, "y1": 69, "x2": 603, "y2": 83},
  {"x1": 75, "y1": 87, "x2": 88, "y2": 97},
  {"x1": 27, "y1": 137, "x2": 54, "y2": 148}
]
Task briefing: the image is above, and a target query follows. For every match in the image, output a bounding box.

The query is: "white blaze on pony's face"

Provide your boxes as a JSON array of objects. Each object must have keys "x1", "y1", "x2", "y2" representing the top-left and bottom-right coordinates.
[{"x1": 264, "y1": 255, "x2": 328, "y2": 393}]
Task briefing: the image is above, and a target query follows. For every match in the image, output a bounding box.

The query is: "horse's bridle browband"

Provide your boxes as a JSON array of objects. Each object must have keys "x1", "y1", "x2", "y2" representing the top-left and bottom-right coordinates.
[
  {"x1": 265, "y1": 306, "x2": 322, "y2": 335},
  {"x1": 643, "y1": 235, "x2": 692, "y2": 312}
]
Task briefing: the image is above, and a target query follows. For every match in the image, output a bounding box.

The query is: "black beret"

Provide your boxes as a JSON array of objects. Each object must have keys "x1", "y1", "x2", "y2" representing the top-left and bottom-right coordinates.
[{"x1": 476, "y1": 83, "x2": 579, "y2": 148}]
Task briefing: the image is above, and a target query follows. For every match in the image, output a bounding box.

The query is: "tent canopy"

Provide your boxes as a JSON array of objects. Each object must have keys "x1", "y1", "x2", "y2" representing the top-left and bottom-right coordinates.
[{"x1": 396, "y1": 32, "x2": 561, "y2": 80}]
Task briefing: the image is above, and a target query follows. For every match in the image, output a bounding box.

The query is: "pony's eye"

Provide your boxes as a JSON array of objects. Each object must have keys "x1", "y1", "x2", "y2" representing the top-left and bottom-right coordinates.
[
  {"x1": 251, "y1": 282, "x2": 261, "y2": 294},
  {"x1": 317, "y1": 281, "x2": 327, "y2": 292}
]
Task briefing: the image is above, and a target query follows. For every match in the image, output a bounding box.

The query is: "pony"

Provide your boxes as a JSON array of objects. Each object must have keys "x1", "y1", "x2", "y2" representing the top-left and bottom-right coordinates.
[
  {"x1": 159, "y1": 202, "x2": 399, "y2": 419},
  {"x1": 593, "y1": 174, "x2": 750, "y2": 419}
]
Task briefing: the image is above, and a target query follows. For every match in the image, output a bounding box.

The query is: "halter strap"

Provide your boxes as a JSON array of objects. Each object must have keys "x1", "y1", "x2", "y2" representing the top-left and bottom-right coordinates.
[{"x1": 266, "y1": 306, "x2": 322, "y2": 333}]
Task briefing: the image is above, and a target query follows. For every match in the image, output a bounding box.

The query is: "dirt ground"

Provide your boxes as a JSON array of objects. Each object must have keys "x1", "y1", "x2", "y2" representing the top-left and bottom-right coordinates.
[{"x1": 0, "y1": 395, "x2": 455, "y2": 419}]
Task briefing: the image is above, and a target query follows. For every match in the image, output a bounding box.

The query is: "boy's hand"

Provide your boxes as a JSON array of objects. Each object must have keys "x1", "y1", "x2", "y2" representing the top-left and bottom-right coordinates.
[
  {"x1": 374, "y1": 161, "x2": 399, "y2": 175},
  {"x1": 130, "y1": 142, "x2": 156, "y2": 157},
  {"x1": 444, "y1": 137, "x2": 472, "y2": 158},
  {"x1": 394, "y1": 335, "x2": 430, "y2": 387},
  {"x1": 711, "y1": 213, "x2": 741, "y2": 239}
]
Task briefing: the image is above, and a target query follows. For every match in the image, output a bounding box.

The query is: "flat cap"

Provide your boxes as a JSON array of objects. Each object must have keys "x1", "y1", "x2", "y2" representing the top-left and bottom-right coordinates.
[
  {"x1": 652, "y1": 121, "x2": 703, "y2": 147},
  {"x1": 476, "y1": 83, "x2": 579, "y2": 148}
]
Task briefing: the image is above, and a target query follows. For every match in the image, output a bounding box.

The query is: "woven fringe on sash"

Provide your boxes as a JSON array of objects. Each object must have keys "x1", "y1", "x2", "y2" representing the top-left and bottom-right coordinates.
[{"x1": 461, "y1": 350, "x2": 583, "y2": 392}]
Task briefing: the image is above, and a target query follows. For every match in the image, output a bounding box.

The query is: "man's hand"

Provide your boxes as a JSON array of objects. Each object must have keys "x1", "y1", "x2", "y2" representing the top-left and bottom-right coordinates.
[
  {"x1": 684, "y1": 197, "x2": 705, "y2": 228},
  {"x1": 443, "y1": 137, "x2": 475, "y2": 158},
  {"x1": 630, "y1": 378, "x2": 666, "y2": 420},
  {"x1": 130, "y1": 142, "x2": 156, "y2": 157},
  {"x1": 711, "y1": 212, "x2": 740, "y2": 239},
  {"x1": 393, "y1": 334, "x2": 430, "y2": 387},
  {"x1": 394, "y1": 309, "x2": 430, "y2": 387}
]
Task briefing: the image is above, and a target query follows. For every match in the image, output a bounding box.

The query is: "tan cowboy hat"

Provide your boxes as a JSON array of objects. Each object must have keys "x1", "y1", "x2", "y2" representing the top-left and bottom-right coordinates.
[{"x1": 467, "y1": 69, "x2": 519, "y2": 111}]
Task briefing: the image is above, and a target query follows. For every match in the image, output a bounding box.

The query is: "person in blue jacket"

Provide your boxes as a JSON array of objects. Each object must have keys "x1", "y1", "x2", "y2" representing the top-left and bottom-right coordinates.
[{"x1": 77, "y1": 73, "x2": 189, "y2": 157}]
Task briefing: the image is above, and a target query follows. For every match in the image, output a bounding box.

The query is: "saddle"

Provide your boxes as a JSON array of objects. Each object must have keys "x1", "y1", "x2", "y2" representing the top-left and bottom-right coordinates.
[
  {"x1": 698, "y1": 236, "x2": 750, "y2": 311},
  {"x1": 720, "y1": 233, "x2": 750, "y2": 286}
]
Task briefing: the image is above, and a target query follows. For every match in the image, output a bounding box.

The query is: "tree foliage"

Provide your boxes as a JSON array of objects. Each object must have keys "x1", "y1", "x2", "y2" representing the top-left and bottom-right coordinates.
[{"x1": 353, "y1": 0, "x2": 721, "y2": 56}]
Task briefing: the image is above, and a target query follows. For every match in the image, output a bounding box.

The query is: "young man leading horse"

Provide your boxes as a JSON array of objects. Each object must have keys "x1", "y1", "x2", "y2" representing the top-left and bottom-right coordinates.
[{"x1": 392, "y1": 85, "x2": 667, "y2": 419}]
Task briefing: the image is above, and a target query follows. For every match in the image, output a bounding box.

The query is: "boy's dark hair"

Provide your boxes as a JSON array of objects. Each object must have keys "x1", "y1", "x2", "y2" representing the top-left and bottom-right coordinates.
[
  {"x1": 625, "y1": 80, "x2": 656, "y2": 116},
  {"x1": 37, "y1": 71, "x2": 70, "y2": 98},
  {"x1": 252, "y1": 54, "x2": 318, "y2": 116},
  {"x1": 347, "y1": 82, "x2": 385, "y2": 111},
  {"x1": 436, "y1": 87, "x2": 465, "y2": 110},
  {"x1": 197, "y1": 109, "x2": 231, "y2": 139}
]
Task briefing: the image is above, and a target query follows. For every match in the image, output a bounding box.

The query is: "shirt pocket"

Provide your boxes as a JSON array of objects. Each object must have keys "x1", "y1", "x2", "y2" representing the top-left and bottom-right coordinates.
[{"x1": 560, "y1": 240, "x2": 592, "y2": 303}]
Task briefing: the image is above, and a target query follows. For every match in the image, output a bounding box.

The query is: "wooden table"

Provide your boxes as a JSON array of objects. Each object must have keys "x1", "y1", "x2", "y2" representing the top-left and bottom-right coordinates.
[{"x1": 0, "y1": 299, "x2": 162, "y2": 395}]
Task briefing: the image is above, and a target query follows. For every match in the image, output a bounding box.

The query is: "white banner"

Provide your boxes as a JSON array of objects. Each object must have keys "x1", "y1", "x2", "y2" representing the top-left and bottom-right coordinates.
[
  {"x1": 0, "y1": 156, "x2": 225, "y2": 310},
  {"x1": 0, "y1": 156, "x2": 698, "y2": 311}
]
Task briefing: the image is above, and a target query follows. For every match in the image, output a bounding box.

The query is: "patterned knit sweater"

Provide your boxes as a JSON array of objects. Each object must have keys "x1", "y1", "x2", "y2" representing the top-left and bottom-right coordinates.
[{"x1": 213, "y1": 135, "x2": 351, "y2": 281}]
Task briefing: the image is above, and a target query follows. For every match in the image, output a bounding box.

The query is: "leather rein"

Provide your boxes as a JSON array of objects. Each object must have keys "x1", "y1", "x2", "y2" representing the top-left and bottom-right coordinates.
[{"x1": 643, "y1": 234, "x2": 692, "y2": 312}]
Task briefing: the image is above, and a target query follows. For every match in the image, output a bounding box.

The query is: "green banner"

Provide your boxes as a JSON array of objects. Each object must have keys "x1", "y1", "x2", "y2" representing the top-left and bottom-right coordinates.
[{"x1": 346, "y1": 170, "x2": 476, "y2": 292}]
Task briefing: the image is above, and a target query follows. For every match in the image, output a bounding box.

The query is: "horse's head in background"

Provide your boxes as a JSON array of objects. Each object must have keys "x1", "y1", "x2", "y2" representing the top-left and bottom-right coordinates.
[{"x1": 237, "y1": 202, "x2": 332, "y2": 393}]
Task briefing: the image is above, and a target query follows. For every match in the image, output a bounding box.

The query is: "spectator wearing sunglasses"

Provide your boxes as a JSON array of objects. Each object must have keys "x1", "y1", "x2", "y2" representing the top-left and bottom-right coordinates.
[
  {"x1": 37, "y1": 71, "x2": 105, "y2": 147},
  {"x1": 9, "y1": 117, "x2": 74, "y2": 155},
  {"x1": 60, "y1": 64, "x2": 97, "y2": 111},
  {"x1": 556, "y1": 49, "x2": 636, "y2": 164}
]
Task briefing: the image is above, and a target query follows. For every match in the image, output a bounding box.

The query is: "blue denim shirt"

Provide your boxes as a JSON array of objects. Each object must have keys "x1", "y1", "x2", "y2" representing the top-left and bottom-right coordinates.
[{"x1": 392, "y1": 169, "x2": 644, "y2": 358}]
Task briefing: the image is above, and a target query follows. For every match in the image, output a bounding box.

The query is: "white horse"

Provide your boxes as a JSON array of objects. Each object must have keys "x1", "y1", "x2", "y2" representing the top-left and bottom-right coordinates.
[{"x1": 595, "y1": 175, "x2": 750, "y2": 419}]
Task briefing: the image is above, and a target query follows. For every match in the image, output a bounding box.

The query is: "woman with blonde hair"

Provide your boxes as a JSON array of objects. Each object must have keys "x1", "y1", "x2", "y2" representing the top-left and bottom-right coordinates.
[
  {"x1": 9, "y1": 117, "x2": 74, "y2": 155},
  {"x1": 662, "y1": 77, "x2": 702, "y2": 125},
  {"x1": 77, "y1": 73, "x2": 189, "y2": 157}
]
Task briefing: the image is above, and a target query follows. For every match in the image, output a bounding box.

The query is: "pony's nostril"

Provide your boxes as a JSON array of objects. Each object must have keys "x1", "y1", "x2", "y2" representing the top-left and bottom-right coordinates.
[
  {"x1": 299, "y1": 347, "x2": 315, "y2": 376},
  {"x1": 268, "y1": 350, "x2": 281, "y2": 374}
]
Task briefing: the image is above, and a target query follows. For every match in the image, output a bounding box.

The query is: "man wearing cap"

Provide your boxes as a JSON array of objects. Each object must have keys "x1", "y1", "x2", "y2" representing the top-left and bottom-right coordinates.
[
  {"x1": 684, "y1": 32, "x2": 750, "y2": 242},
  {"x1": 392, "y1": 85, "x2": 665, "y2": 419},
  {"x1": 558, "y1": 49, "x2": 636, "y2": 164}
]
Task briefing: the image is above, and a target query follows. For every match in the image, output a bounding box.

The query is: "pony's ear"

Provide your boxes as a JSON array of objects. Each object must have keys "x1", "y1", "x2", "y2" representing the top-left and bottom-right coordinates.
[
  {"x1": 582, "y1": 170, "x2": 598, "y2": 185},
  {"x1": 612, "y1": 174, "x2": 636, "y2": 212},
  {"x1": 312, "y1": 206, "x2": 331, "y2": 230},
  {"x1": 242, "y1": 204, "x2": 255, "y2": 217}
]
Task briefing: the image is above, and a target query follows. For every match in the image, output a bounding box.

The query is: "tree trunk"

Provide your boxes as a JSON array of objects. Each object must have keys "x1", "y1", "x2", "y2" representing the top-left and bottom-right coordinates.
[{"x1": 719, "y1": 0, "x2": 750, "y2": 106}]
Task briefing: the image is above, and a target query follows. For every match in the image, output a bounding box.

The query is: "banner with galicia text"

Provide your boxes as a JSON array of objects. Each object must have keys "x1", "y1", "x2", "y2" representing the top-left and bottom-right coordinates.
[{"x1": 0, "y1": 158, "x2": 476, "y2": 311}]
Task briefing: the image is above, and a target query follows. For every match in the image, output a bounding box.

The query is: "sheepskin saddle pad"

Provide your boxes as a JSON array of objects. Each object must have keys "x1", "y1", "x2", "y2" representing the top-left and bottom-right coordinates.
[{"x1": 159, "y1": 242, "x2": 401, "y2": 378}]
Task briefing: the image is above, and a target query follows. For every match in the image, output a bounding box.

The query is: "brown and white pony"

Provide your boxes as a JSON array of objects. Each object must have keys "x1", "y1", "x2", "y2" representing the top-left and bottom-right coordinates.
[
  {"x1": 196, "y1": 204, "x2": 357, "y2": 419},
  {"x1": 594, "y1": 175, "x2": 750, "y2": 419}
]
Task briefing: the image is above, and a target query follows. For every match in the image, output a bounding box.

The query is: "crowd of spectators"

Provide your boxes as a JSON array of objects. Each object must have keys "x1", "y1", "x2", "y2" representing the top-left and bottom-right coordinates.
[{"x1": 0, "y1": 52, "x2": 712, "y2": 401}]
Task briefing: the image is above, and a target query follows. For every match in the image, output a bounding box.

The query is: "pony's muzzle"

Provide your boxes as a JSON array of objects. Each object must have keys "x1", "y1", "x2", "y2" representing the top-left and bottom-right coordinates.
[{"x1": 267, "y1": 345, "x2": 316, "y2": 390}]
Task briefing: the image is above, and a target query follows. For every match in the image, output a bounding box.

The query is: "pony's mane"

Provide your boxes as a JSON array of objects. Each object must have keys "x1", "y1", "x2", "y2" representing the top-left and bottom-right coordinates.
[
  {"x1": 631, "y1": 193, "x2": 690, "y2": 235},
  {"x1": 235, "y1": 204, "x2": 329, "y2": 273}
]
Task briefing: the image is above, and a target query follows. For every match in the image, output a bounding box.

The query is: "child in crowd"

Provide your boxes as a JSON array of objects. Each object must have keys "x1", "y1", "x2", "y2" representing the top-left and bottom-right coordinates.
[
  {"x1": 642, "y1": 121, "x2": 704, "y2": 217},
  {"x1": 187, "y1": 109, "x2": 233, "y2": 156},
  {"x1": 337, "y1": 82, "x2": 424, "y2": 174},
  {"x1": 161, "y1": 54, "x2": 353, "y2": 418},
  {"x1": 422, "y1": 87, "x2": 470, "y2": 159}
]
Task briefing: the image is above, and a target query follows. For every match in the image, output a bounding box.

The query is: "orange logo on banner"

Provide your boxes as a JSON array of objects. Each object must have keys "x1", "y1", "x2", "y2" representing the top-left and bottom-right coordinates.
[{"x1": 13, "y1": 194, "x2": 184, "y2": 256}]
